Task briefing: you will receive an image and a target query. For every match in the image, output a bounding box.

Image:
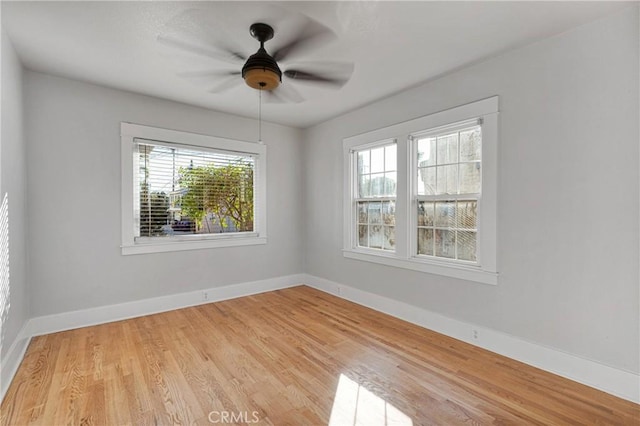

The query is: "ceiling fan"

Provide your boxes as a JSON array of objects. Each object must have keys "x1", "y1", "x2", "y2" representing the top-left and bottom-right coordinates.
[{"x1": 158, "y1": 11, "x2": 354, "y2": 103}]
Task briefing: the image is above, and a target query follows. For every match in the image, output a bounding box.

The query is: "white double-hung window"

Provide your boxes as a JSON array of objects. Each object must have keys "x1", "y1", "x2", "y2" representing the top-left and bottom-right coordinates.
[
  {"x1": 121, "y1": 123, "x2": 267, "y2": 255},
  {"x1": 344, "y1": 97, "x2": 498, "y2": 284},
  {"x1": 354, "y1": 141, "x2": 397, "y2": 251},
  {"x1": 413, "y1": 121, "x2": 481, "y2": 262}
]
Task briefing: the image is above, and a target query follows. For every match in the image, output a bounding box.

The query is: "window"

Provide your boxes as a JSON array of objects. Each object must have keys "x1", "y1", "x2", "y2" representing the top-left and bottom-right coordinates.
[
  {"x1": 413, "y1": 122, "x2": 481, "y2": 262},
  {"x1": 121, "y1": 123, "x2": 266, "y2": 255},
  {"x1": 343, "y1": 97, "x2": 498, "y2": 285},
  {"x1": 354, "y1": 142, "x2": 397, "y2": 251}
]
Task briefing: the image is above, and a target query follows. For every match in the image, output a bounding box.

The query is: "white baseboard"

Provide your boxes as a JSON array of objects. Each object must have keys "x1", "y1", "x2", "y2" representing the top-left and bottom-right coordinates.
[
  {"x1": 1, "y1": 323, "x2": 31, "y2": 402},
  {"x1": 303, "y1": 274, "x2": 640, "y2": 404},
  {"x1": 1, "y1": 274, "x2": 305, "y2": 405},
  {"x1": 0, "y1": 274, "x2": 305, "y2": 405},
  {"x1": 4, "y1": 273, "x2": 638, "y2": 405},
  {"x1": 26, "y1": 274, "x2": 306, "y2": 337}
]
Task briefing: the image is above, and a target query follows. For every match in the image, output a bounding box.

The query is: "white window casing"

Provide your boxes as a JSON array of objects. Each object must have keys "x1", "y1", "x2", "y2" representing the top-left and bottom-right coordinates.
[
  {"x1": 343, "y1": 97, "x2": 498, "y2": 285},
  {"x1": 121, "y1": 122, "x2": 267, "y2": 255}
]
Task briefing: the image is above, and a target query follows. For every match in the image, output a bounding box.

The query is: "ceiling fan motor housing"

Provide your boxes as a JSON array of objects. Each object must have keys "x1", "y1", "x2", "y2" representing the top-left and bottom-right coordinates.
[
  {"x1": 242, "y1": 23, "x2": 282, "y2": 91},
  {"x1": 242, "y1": 48, "x2": 282, "y2": 90}
]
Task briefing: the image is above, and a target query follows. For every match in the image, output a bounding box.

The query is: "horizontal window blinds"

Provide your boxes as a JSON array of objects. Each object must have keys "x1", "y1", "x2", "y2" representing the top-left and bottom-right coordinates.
[{"x1": 134, "y1": 139, "x2": 255, "y2": 238}]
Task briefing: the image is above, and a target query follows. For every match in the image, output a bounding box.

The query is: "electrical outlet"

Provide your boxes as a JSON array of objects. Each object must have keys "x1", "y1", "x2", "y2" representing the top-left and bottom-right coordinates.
[
  {"x1": 203, "y1": 291, "x2": 209, "y2": 301},
  {"x1": 472, "y1": 327, "x2": 479, "y2": 341}
]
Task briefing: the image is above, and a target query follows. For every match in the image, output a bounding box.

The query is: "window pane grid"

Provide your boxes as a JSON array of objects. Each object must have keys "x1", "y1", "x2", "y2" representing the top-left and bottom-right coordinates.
[
  {"x1": 356, "y1": 143, "x2": 397, "y2": 198},
  {"x1": 357, "y1": 200, "x2": 395, "y2": 251},
  {"x1": 417, "y1": 197, "x2": 478, "y2": 260},
  {"x1": 415, "y1": 124, "x2": 481, "y2": 262},
  {"x1": 417, "y1": 126, "x2": 481, "y2": 196},
  {"x1": 417, "y1": 227, "x2": 478, "y2": 262},
  {"x1": 355, "y1": 142, "x2": 397, "y2": 251}
]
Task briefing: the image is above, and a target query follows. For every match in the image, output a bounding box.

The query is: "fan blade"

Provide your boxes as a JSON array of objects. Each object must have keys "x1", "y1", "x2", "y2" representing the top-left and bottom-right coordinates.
[
  {"x1": 284, "y1": 70, "x2": 348, "y2": 87},
  {"x1": 176, "y1": 70, "x2": 240, "y2": 88},
  {"x1": 263, "y1": 90, "x2": 286, "y2": 104},
  {"x1": 284, "y1": 62, "x2": 354, "y2": 88},
  {"x1": 158, "y1": 35, "x2": 246, "y2": 65},
  {"x1": 159, "y1": 8, "x2": 248, "y2": 64},
  {"x1": 271, "y1": 18, "x2": 336, "y2": 62},
  {"x1": 177, "y1": 70, "x2": 241, "y2": 78},
  {"x1": 208, "y1": 76, "x2": 243, "y2": 94},
  {"x1": 265, "y1": 84, "x2": 305, "y2": 104}
]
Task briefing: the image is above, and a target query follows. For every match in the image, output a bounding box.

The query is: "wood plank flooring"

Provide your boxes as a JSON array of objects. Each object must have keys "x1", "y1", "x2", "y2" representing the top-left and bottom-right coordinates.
[{"x1": 1, "y1": 286, "x2": 638, "y2": 425}]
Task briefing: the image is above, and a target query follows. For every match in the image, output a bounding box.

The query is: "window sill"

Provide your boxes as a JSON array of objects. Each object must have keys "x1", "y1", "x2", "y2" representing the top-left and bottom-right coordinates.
[
  {"x1": 343, "y1": 249, "x2": 498, "y2": 285},
  {"x1": 122, "y1": 236, "x2": 267, "y2": 255}
]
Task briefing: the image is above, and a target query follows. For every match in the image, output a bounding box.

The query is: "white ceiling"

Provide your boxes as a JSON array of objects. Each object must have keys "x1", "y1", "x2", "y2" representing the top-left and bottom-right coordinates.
[{"x1": 2, "y1": 1, "x2": 627, "y2": 128}]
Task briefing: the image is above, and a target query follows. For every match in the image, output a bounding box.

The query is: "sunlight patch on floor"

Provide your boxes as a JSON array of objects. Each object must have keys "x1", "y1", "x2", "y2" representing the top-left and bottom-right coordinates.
[{"x1": 329, "y1": 373, "x2": 413, "y2": 426}]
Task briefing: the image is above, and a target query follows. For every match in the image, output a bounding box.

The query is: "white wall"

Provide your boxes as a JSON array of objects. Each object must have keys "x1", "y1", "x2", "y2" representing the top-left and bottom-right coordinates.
[
  {"x1": 303, "y1": 6, "x2": 639, "y2": 374},
  {"x1": 24, "y1": 71, "x2": 304, "y2": 317},
  {"x1": 0, "y1": 31, "x2": 29, "y2": 381}
]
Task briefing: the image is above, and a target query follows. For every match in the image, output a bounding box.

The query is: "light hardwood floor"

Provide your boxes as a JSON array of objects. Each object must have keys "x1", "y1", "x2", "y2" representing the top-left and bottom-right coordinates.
[{"x1": 1, "y1": 286, "x2": 638, "y2": 425}]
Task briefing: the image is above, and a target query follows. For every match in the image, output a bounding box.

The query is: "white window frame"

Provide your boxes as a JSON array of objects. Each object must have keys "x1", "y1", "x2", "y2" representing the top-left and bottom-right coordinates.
[
  {"x1": 343, "y1": 97, "x2": 498, "y2": 285},
  {"x1": 352, "y1": 139, "x2": 397, "y2": 252},
  {"x1": 121, "y1": 122, "x2": 267, "y2": 255},
  {"x1": 410, "y1": 119, "x2": 483, "y2": 265}
]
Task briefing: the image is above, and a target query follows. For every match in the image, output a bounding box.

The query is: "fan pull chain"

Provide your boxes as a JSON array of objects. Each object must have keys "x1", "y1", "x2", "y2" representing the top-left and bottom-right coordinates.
[{"x1": 258, "y1": 88, "x2": 263, "y2": 144}]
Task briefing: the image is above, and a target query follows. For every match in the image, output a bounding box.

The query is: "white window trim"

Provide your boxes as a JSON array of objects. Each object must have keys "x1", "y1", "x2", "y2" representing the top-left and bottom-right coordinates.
[
  {"x1": 343, "y1": 97, "x2": 498, "y2": 285},
  {"x1": 121, "y1": 122, "x2": 267, "y2": 255}
]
